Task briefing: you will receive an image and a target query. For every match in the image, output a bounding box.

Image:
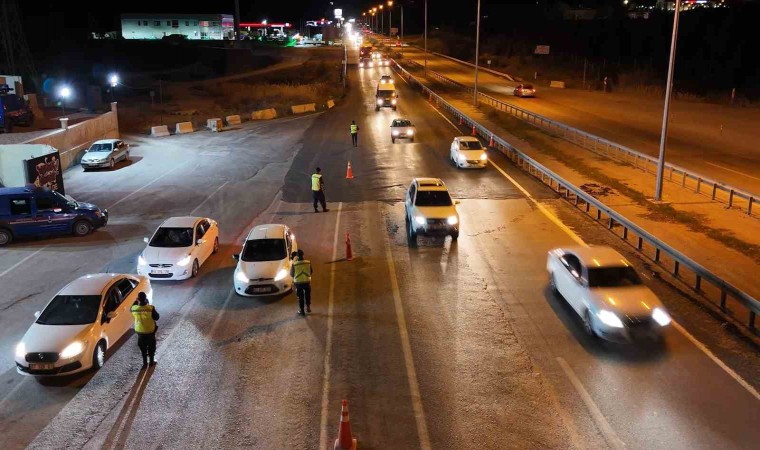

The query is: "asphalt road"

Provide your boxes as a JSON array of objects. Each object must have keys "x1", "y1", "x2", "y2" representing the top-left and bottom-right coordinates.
[
  {"x1": 0, "y1": 56, "x2": 758, "y2": 450},
  {"x1": 400, "y1": 47, "x2": 760, "y2": 195}
]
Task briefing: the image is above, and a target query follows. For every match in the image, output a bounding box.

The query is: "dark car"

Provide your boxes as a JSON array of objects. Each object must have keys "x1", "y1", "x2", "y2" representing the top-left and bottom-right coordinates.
[
  {"x1": 0, "y1": 187, "x2": 108, "y2": 245},
  {"x1": 0, "y1": 86, "x2": 35, "y2": 133}
]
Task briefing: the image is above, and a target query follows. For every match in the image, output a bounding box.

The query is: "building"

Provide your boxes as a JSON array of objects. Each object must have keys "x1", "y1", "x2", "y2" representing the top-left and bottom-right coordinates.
[{"x1": 120, "y1": 14, "x2": 234, "y2": 40}]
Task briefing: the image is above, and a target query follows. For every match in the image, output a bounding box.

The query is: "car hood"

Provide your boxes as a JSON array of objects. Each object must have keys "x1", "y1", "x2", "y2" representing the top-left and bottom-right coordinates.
[
  {"x1": 588, "y1": 285, "x2": 664, "y2": 317},
  {"x1": 457, "y1": 149, "x2": 486, "y2": 158},
  {"x1": 81, "y1": 152, "x2": 110, "y2": 162},
  {"x1": 142, "y1": 246, "x2": 191, "y2": 264},
  {"x1": 22, "y1": 323, "x2": 92, "y2": 353},
  {"x1": 238, "y1": 259, "x2": 289, "y2": 280},
  {"x1": 415, "y1": 206, "x2": 458, "y2": 220},
  {"x1": 75, "y1": 202, "x2": 100, "y2": 212}
]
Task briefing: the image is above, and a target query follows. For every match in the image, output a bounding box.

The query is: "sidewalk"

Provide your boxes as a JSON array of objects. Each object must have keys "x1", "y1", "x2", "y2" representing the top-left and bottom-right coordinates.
[{"x1": 407, "y1": 67, "x2": 760, "y2": 303}]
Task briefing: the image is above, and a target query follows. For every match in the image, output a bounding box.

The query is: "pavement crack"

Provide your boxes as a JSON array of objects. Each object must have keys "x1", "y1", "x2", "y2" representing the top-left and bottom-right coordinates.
[{"x1": 1, "y1": 291, "x2": 44, "y2": 311}]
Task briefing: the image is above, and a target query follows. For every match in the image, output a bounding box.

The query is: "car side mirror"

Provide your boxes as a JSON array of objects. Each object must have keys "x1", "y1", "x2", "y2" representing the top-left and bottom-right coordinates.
[
  {"x1": 106, "y1": 311, "x2": 117, "y2": 319},
  {"x1": 232, "y1": 254, "x2": 239, "y2": 261},
  {"x1": 34, "y1": 311, "x2": 41, "y2": 318},
  {"x1": 143, "y1": 237, "x2": 149, "y2": 244},
  {"x1": 196, "y1": 238, "x2": 203, "y2": 245}
]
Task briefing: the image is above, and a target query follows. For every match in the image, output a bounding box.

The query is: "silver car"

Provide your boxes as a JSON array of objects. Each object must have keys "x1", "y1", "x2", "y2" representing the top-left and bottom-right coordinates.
[{"x1": 81, "y1": 139, "x2": 130, "y2": 170}]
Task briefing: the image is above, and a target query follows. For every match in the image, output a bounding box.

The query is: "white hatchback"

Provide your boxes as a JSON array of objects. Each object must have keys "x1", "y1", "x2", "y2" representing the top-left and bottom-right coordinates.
[
  {"x1": 15, "y1": 274, "x2": 152, "y2": 376},
  {"x1": 233, "y1": 224, "x2": 298, "y2": 296},
  {"x1": 137, "y1": 216, "x2": 219, "y2": 280},
  {"x1": 450, "y1": 136, "x2": 488, "y2": 169}
]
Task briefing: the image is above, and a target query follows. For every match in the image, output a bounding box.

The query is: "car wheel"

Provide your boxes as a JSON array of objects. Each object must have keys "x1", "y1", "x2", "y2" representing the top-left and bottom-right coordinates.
[
  {"x1": 375, "y1": 107, "x2": 380, "y2": 111},
  {"x1": 0, "y1": 228, "x2": 12, "y2": 246},
  {"x1": 549, "y1": 273, "x2": 558, "y2": 294},
  {"x1": 125, "y1": 151, "x2": 130, "y2": 162},
  {"x1": 406, "y1": 217, "x2": 417, "y2": 247},
  {"x1": 73, "y1": 220, "x2": 93, "y2": 237},
  {"x1": 191, "y1": 259, "x2": 199, "y2": 278},
  {"x1": 450, "y1": 231, "x2": 459, "y2": 241},
  {"x1": 92, "y1": 341, "x2": 106, "y2": 370},
  {"x1": 109, "y1": 158, "x2": 115, "y2": 169},
  {"x1": 583, "y1": 310, "x2": 596, "y2": 338},
  {"x1": 392, "y1": 138, "x2": 395, "y2": 144},
  {"x1": 410, "y1": 138, "x2": 415, "y2": 143},
  {"x1": 212, "y1": 237, "x2": 219, "y2": 254}
]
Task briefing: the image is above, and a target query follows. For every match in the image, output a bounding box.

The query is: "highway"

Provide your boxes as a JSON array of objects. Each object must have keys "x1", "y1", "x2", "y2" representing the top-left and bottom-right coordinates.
[
  {"x1": 400, "y1": 46, "x2": 760, "y2": 195},
  {"x1": 0, "y1": 56, "x2": 758, "y2": 449}
]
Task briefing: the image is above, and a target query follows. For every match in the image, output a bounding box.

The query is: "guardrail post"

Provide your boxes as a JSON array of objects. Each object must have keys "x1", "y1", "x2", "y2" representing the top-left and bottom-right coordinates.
[
  {"x1": 637, "y1": 237, "x2": 643, "y2": 250},
  {"x1": 695, "y1": 275, "x2": 702, "y2": 291},
  {"x1": 720, "y1": 291, "x2": 727, "y2": 311},
  {"x1": 750, "y1": 311, "x2": 756, "y2": 331},
  {"x1": 585, "y1": 202, "x2": 590, "y2": 213},
  {"x1": 728, "y1": 189, "x2": 734, "y2": 208},
  {"x1": 749, "y1": 197, "x2": 754, "y2": 215},
  {"x1": 669, "y1": 166, "x2": 674, "y2": 181},
  {"x1": 682, "y1": 171, "x2": 687, "y2": 187},
  {"x1": 596, "y1": 209, "x2": 602, "y2": 220},
  {"x1": 655, "y1": 248, "x2": 661, "y2": 262},
  {"x1": 674, "y1": 261, "x2": 680, "y2": 276},
  {"x1": 696, "y1": 178, "x2": 702, "y2": 193},
  {"x1": 623, "y1": 227, "x2": 628, "y2": 240},
  {"x1": 574, "y1": 195, "x2": 579, "y2": 206},
  {"x1": 711, "y1": 183, "x2": 717, "y2": 200},
  {"x1": 608, "y1": 218, "x2": 614, "y2": 229}
]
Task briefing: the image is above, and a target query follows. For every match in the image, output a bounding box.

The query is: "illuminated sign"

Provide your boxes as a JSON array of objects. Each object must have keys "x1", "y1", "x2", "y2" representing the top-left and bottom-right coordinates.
[{"x1": 334, "y1": 8, "x2": 343, "y2": 18}]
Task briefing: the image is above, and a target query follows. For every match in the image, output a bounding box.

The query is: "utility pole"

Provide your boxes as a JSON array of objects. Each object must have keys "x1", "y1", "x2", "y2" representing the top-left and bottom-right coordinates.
[
  {"x1": 233, "y1": 0, "x2": 241, "y2": 40},
  {"x1": 473, "y1": 0, "x2": 481, "y2": 106},
  {"x1": 401, "y1": 5, "x2": 404, "y2": 48},
  {"x1": 654, "y1": 0, "x2": 682, "y2": 202}
]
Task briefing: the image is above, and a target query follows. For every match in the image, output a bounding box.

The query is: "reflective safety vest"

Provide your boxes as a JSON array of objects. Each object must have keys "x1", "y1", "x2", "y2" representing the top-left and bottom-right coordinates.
[
  {"x1": 131, "y1": 304, "x2": 156, "y2": 334},
  {"x1": 311, "y1": 173, "x2": 323, "y2": 191},
  {"x1": 350, "y1": 124, "x2": 358, "y2": 134},
  {"x1": 293, "y1": 259, "x2": 312, "y2": 284}
]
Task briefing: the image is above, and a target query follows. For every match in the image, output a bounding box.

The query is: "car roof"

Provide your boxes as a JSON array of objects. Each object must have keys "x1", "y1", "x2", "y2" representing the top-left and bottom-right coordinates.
[
  {"x1": 414, "y1": 178, "x2": 448, "y2": 191},
  {"x1": 562, "y1": 246, "x2": 630, "y2": 268},
  {"x1": 0, "y1": 186, "x2": 34, "y2": 196},
  {"x1": 392, "y1": 118, "x2": 412, "y2": 124},
  {"x1": 159, "y1": 216, "x2": 203, "y2": 228},
  {"x1": 455, "y1": 136, "x2": 481, "y2": 142},
  {"x1": 59, "y1": 273, "x2": 127, "y2": 296},
  {"x1": 246, "y1": 224, "x2": 287, "y2": 240},
  {"x1": 92, "y1": 139, "x2": 120, "y2": 144}
]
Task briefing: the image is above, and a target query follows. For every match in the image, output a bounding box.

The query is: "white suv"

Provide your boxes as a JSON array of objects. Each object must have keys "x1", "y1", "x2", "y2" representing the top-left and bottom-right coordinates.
[
  {"x1": 450, "y1": 136, "x2": 487, "y2": 169},
  {"x1": 404, "y1": 178, "x2": 460, "y2": 245}
]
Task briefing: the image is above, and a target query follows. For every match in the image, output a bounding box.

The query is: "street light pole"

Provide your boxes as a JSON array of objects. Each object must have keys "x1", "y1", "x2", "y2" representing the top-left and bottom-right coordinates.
[
  {"x1": 389, "y1": 3, "x2": 392, "y2": 38},
  {"x1": 473, "y1": 0, "x2": 481, "y2": 106},
  {"x1": 654, "y1": 0, "x2": 682, "y2": 201},
  {"x1": 401, "y1": 5, "x2": 404, "y2": 48},
  {"x1": 424, "y1": 0, "x2": 428, "y2": 73}
]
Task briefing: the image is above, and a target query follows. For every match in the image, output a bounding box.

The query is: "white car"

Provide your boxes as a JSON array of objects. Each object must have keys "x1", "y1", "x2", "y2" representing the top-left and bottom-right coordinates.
[
  {"x1": 81, "y1": 139, "x2": 130, "y2": 170},
  {"x1": 450, "y1": 136, "x2": 487, "y2": 169},
  {"x1": 546, "y1": 246, "x2": 672, "y2": 342},
  {"x1": 137, "y1": 216, "x2": 219, "y2": 280},
  {"x1": 390, "y1": 118, "x2": 415, "y2": 143},
  {"x1": 15, "y1": 274, "x2": 152, "y2": 376},
  {"x1": 233, "y1": 224, "x2": 298, "y2": 296},
  {"x1": 404, "y1": 178, "x2": 460, "y2": 245}
]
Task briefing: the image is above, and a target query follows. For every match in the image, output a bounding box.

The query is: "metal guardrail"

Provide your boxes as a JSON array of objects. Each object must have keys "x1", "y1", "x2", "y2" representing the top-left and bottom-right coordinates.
[
  {"x1": 391, "y1": 59, "x2": 760, "y2": 334},
  {"x1": 396, "y1": 59, "x2": 759, "y2": 216}
]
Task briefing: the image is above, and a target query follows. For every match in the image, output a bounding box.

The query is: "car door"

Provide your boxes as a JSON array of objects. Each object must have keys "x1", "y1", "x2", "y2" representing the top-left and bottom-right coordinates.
[
  {"x1": 6, "y1": 196, "x2": 37, "y2": 236},
  {"x1": 101, "y1": 286, "x2": 127, "y2": 345},
  {"x1": 195, "y1": 220, "x2": 212, "y2": 263},
  {"x1": 115, "y1": 141, "x2": 128, "y2": 161},
  {"x1": 113, "y1": 278, "x2": 138, "y2": 336},
  {"x1": 450, "y1": 139, "x2": 458, "y2": 160},
  {"x1": 405, "y1": 183, "x2": 417, "y2": 219},
  {"x1": 33, "y1": 194, "x2": 73, "y2": 233},
  {"x1": 558, "y1": 254, "x2": 585, "y2": 315}
]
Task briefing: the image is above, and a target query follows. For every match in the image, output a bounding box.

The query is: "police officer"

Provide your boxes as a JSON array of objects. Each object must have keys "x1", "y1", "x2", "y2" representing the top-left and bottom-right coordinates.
[
  {"x1": 350, "y1": 120, "x2": 359, "y2": 147},
  {"x1": 290, "y1": 249, "x2": 313, "y2": 315},
  {"x1": 311, "y1": 167, "x2": 329, "y2": 213},
  {"x1": 131, "y1": 292, "x2": 160, "y2": 368}
]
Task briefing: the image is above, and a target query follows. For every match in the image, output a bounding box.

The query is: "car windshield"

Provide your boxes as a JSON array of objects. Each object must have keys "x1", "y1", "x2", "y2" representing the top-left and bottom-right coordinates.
[
  {"x1": 393, "y1": 120, "x2": 412, "y2": 127},
  {"x1": 415, "y1": 191, "x2": 453, "y2": 207},
  {"x1": 88, "y1": 143, "x2": 113, "y2": 152},
  {"x1": 150, "y1": 227, "x2": 193, "y2": 247},
  {"x1": 51, "y1": 191, "x2": 78, "y2": 209},
  {"x1": 36, "y1": 295, "x2": 101, "y2": 325},
  {"x1": 587, "y1": 266, "x2": 642, "y2": 287},
  {"x1": 241, "y1": 238, "x2": 287, "y2": 262},
  {"x1": 460, "y1": 141, "x2": 484, "y2": 150}
]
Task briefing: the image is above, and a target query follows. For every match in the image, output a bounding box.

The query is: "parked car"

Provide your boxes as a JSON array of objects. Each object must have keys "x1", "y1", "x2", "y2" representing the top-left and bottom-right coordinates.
[
  {"x1": 514, "y1": 83, "x2": 536, "y2": 98},
  {"x1": 233, "y1": 224, "x2": 298, "y2": 296},
  {"x1": 0, "y1": 85, "x2": 34, "y2": 133},
  {"x1": 0, "y1": 186, "x2": 108, "y2": 246},
  {"x1": 81, "y1": 139, "x2": 130, "y2": 170},
  {"x1": 137, "y1": 216, "x2": 219, "y2": 280}
]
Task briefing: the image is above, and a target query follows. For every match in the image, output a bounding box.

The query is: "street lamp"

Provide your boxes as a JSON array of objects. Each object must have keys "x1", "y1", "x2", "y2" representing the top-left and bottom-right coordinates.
[
  {"x1": 379, "y1": 5, "x2": 383, "y2": 36},
  {"x1": 108, "y1": 73, "x2": 119, "y2": 102},
  {"x1": 473, "y1": 0, "x2": 482, "y2": 105},
  {"x1": 388, "y1": 1, "x2": 393, "y2": 38},
  {"x1": 59, "y1": 86, "x2": 71, "y2": 116}
]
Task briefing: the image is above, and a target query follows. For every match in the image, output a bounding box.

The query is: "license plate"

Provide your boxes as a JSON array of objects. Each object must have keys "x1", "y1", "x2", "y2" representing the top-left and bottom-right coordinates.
[
  {"x1": 252, "y1": 287, "x2": 269, "y2": 293},
  {"x1": 429, "y1": 224, "x2": 443, "y2": 230},
  {"x1": 30, "y1": 363, "x2": 54, "y2": 370},
  {"x1": 151, "y1": 270, "x2": 169, "y2": 275}
]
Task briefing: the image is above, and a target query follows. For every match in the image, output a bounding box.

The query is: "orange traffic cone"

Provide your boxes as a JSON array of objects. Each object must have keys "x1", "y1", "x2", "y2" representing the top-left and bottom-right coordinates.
[
  {"x1": 346, "y1": 161, "x2": 354, "y2": 179},
  {"x1": 471, "y1": 125, "x2": 477, "y2": 136},
  {"x1": 334, "y1": 400, "x2": 357, "y2": 450},
  {"x1": 345, "y1": 233, "x2": 353, "y2": 261},
  {"x1": 489, "y1": 134, "x2": 494, "y2": 147}
]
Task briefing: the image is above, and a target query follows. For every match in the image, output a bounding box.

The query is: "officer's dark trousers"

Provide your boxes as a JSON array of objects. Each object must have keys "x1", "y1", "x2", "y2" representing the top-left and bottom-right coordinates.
[
  {"x1": 351, "y1": 133, "x2": 358, "y2": 147},
  {"x1": 312, "y1": 190, "x2": 327, "y2": 211},
  {"x1": 296, "y1": 283, "x2": 311, "y2": 312},
  {"x1": 137, "y1": 333, "x2": 157, "y2": 364}
]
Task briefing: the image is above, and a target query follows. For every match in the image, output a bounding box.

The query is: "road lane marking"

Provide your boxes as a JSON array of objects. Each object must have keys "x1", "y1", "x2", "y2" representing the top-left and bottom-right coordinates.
[
  {"x1": 318, "y1": 202, "x2": 344, "y2": 450},
  {"x1": 106, "y1": 163, "x2": 185, "y2": 210},
  {"x1": 557, "y1": 357, "x2": 626, "y2": 450},
  {"x1": 0, "y1": 246, "x2": 48, "y2": 280},
  {"x1": 190, "y1": 181, "x2": 229, "y2": 215},
  {"x1": 383, "y1": 229, "x2": 432, "y2": 450},
  {"x1": 704, "y1": 162, "x2": 760, "y2": 182}
]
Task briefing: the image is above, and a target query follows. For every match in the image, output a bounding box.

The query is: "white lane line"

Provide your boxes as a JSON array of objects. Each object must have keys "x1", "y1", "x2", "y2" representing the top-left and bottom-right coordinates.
[
  {"x1": 383, "y1": 229, "x2": 432, "y2": 450},
  {"x1": 318, "y1": 202, "x2": 344, "y2": 450},
  {"x1": 106, "y1": 163, "x2": 185, "y2": 211},
  {"x1": 557, "y1": 357, "x2": 626, "y2": 450},
  {"x1": 209, "y1": 288, "x2": 236, "y2": 338},
  {"x1": 0, "y1": 246, "x2": 48, "y2": 280},
  {"x1": 0, "y1": 378, "x2": 28, "y2": 413},
  {"x1": 704, "y1": 162, "x2": 760, "y2": 182},
  {"x1": 671, "y1": 321, "x2": 760, "y2": 400},
  {"x1": 190, "y1": 181, "x2": 229, "y2": 215}
]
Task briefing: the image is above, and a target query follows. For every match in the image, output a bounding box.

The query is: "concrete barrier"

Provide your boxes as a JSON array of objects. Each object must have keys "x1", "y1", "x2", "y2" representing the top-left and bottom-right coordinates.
[
  {"x1": 327, "y1": 99, "x2": 335, "y2": 109},
  {"x1": 225, "y1": 115, "x2": 242, "y2": 126},
  {"x1": 251, "y1": 108, "x2": 277, "y2": 120},
  {"x1": 207, "y1": 118, "x2": 223, "y2": 132},
  {"x1": 291, "y1": 103, "x2": 316, "y2": 114},
  {"x1": 549, "y1": 81, "x2": 566, "y2": 89},
  {"x1": 151, "y1": 125, "x2": 170, "y2": 137},
  {"x1": 175, "y1": 122, "x2": 194, "y2": 134}
]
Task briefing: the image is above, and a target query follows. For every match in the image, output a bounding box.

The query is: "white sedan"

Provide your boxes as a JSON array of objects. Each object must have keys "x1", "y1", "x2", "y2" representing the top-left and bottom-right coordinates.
[
  {"x1": 547, "y1": 246, "x2": 672, "y2": 342},
  {"x1": 233, "y1": 224, "x2": 298, "y2": 296},
  {"x1": 450, "y1": 136, "x2": 488, "y2": 169},
  {"x1": 15, "y1": 274, "x2": 152, "y2": 376},
  {"x1": 137, "y1": 216, "x2": 219, "y2": 280}
]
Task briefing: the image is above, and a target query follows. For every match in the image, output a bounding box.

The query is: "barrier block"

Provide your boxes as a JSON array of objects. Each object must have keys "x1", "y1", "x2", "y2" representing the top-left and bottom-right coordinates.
[
  {"x1": 251, "y1": 108, "x2": 278, "y2": 120},
  {"x1": 291, "y1": 103, "x2": 316, "y2": 114},
  {"x1": 175, "y1": 122, "x2": 194, "y2": 134},
  {"x1": 207, "y1": 118, "x2": 223, "y2": 132},
  {"x1": 549, "y1": 81, "x2": 566, "y2": 89},
  {"x1": 151, "y1": 125, "x2": 170, "y2": 137},
  {"x1": 225, "y1": 115, "x2": 242, "y2": 126},
  {"x1": 327, "y1": 99, "x2": 335, "y2": 109}
]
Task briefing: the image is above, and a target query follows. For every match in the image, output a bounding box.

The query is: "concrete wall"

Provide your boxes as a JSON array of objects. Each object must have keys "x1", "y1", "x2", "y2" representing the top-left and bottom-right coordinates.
[{"x1": 22, "y1": 103, "x2": 120, "y2": 171}]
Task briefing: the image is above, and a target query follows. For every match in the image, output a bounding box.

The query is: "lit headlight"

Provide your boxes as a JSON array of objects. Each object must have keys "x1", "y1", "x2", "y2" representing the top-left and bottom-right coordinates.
[
  {"x1": 15, "y1": 342, "x2": 25, "y2": 359},
  {"x1": 235, "y1": 270, "x2": 250, "y2": 283},
  {"x1": 652, "y1": 308, "x2": 672, "y2": 327},
  {"x1": 377, "y1": 99, "x2": 384, "y2": 105},
  {"x1": 447, "y1": 215, "x2": 458, "y2": 225},
  {"x1": 359, "y1": 62, "x2": 364, "y2": 67},
  {"x1": 60, "y1": 341, "x2": 85, "y2": 359},
  {"x1": 274, "y1": 268, "x2": 289, "y2": 282},
  {"x1": 388, "y1": 79, "x2": 394, "y2": 83},
  {"x1": 177, "y1": 255, "x2": 192, "y2": 266},
  {"x1": 392, "y1": 130, "x2": 399, "y2": 136},
  {"x1": 480, "y1": 153, "x2": 488, "y2": 161},
  {"x1": 596, "y1": 310, "x2": 624, "y2": 328},
  {"x1": 414, "y1": 216, "x2": 426, "y2": 226},
  {"x1": 138, "y1": 255, "x2": 147, "y2": 266},
  {"x1": 391, "y1": 99, "x2": 397, "y2": 105},
  {"x1": 458, "y1": 154, "x2": 466, "y2": 162},
  {"x1": 407, "y1": 129, "x2": 413, "y2": 136},
  {"x1": 369, "y1": 62, "x2": 374, "y2": 67}
]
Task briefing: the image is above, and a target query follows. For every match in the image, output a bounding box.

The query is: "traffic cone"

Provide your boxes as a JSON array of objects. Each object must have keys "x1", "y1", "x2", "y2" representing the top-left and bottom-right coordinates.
[
  {"x1": 489, "y1": 134, "x2": 494, "y2": 147},
  {"x1": 345, "y1": 233, "x2": 353, "y2": 261},
  {"x1": 471, "y1": 125, "x2": 477, "y2": 136},
  {"x1": 346, "y1": 161, "x2": 354, "y2": 179},
  {"x1": 334, "y1": 400, "x2": 357, "y2": 450}
]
